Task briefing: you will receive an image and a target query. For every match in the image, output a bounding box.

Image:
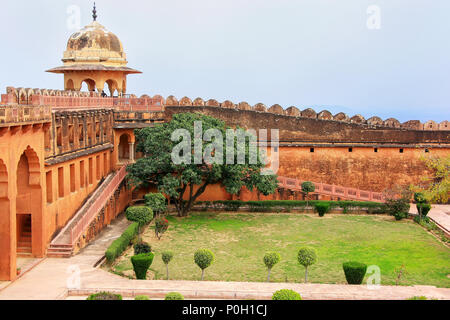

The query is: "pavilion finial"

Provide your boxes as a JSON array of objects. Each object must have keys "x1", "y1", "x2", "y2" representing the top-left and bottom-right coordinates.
[{"x1": 92, "y1": 2, "x2": 97, "y2": 21}]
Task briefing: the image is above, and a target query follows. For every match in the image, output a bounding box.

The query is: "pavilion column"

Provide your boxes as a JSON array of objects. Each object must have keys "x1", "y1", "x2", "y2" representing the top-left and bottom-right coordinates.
[{"x1": 129, "y1": 142, "x2": 135, "y2": 162}]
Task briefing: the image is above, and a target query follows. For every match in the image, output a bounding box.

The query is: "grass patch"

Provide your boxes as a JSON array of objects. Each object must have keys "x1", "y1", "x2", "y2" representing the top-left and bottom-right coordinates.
[{"x1": 111, "y1": 213, "x2": 450, "y2": 287}]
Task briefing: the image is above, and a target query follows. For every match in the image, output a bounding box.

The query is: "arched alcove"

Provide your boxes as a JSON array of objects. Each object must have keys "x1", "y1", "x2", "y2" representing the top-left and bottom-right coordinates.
[
  {"x1": 0, "y1": 159, "x2": 11, "y2": 280},
  {"x1": 118, "y1": 133, "x2": 131, "y2": 162}
]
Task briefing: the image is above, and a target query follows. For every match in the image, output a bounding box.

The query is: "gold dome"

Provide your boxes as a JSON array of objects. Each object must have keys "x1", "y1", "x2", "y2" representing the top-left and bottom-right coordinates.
[{"x1": 62, "y1": 21, "x2": 127, "y2": 67}]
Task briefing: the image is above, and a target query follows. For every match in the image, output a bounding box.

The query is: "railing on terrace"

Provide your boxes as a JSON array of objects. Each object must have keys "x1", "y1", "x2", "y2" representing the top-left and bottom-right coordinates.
[
  {"x1": 70, "y1": 165, "x2": 128, "y2": 245},
  {"x1": 277, "y1": 176, "x2": 384, "y2": 203}
]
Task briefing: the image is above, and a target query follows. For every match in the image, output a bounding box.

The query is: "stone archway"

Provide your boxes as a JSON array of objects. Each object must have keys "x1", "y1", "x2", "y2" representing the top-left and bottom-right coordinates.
[
  {"x1": 66, "y1": 79, "x2": 75, "y2": 91},
  {"x1": 16, "y1": 147, "x2": 42, "y2": 257},
  {"x1": 0, "y1": 159, "x2": 11, "y2": 280},
  {"x1": 106, "y1": 79, "x2": 118, "y2": 97},
  {"x1": 118, "y1": 133, "x2": 131, "y2": 162},
  {"x1": 81, "y1": 79, "x2": 96, "y2": 92}
]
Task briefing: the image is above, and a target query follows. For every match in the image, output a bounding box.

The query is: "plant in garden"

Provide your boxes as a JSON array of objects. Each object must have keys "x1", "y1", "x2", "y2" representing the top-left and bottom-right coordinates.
[
  {"x1": 383, "y1": 186, "x2": 411, "y2": 221},
  {"x1": 133, "y1": 242, "x2": 152, "y2": 255},
  {"x1": 314, "y1": 202, "x2": 330, "y2": 217},
  {"x1": 301, "y1": 181, "x2": 315, "y2": 207},
  {"x1": 297, "y1": 247, "x2": 317, "y2": 283},
  {"x1": 342, "y1": 261, "x2": 367, "y2": 285},
  {"x1": 127, "y1": 113, "x2": 278, "y2": 217},
  {"x1": 272, "y1": 289, "x2": 302, "y2": 300},
  {"x1": 411, "y1": 154, "x2": 449, "y2": 204},
  {"x1": 162, "y1": 251, "x2": 174, "y2": 280},
  {"x1": 263, "y1": 251, "x2": 281, "y2": 282},
  {"x1": 144, "y1": 192, "x2": 167, "y2": 216},
  {"x1": 165, "y1": 292, "x2": 184, "y2": 300},
  {"x1": 155, "y1": 216, "x2": 169, "y2": 240},
  {"x1": 416, "y1": 203, "x2": 431, "y2": 220},
  {"x1": 194, "y1": 249, "x2": 214, "y2": 280},
  {"x1": 135, "y1": 295, "x2": 150, "y2": 300},
  {"x1": 131, "y1": 253, "x2": 155, "y2": 280},
  {"x1": 87, "y1": 292, "x2": 122, "y2": 300},
  {"x1": 394, "y1": 264, "x2": 408, "y2": 286},
  {"x1": 125, "y1": 206, "x2": 153, "y2": 237}
]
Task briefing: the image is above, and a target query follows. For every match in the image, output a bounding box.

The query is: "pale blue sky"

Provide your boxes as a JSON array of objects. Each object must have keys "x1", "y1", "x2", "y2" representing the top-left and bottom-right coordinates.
[{"x1": 1, "y1": 0, "x2": 449, "y2": 122}]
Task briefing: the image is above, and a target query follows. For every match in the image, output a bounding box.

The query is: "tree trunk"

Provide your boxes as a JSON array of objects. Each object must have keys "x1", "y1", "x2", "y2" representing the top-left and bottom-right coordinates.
[
  {"x1": 201, "y1": 269, "x2": 205, "y2": 281},
  {"x1": 305, "y1": 267, "x2": 308, "y2": 283},
  {"x1": 166, "y1": 264, "x2": 169, "y2": 280},
  {"x1": 267, "y1": 268, "x2": 271, "y2": 282}
]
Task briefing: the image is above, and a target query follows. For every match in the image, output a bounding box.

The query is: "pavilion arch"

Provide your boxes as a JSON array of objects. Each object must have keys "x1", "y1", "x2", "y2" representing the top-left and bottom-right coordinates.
[
  {"x1": 66, "y1": 79, "x2": 75, "y2": 91},
  {"x1": 0, "y1": 159, "x2": 11, "y2": 280},
  {"x1": 80, "y1": 79, "x2": 96, "y2": 92},
  {"x1": 18, "y1": 88, "x2": 27, "y2": 104},
  {"x1": 16, "y1": 146, "x2": 42, "y2": 257},
  {"x1": 106, "y1": 79, "x2": 119, "y2": 96}
]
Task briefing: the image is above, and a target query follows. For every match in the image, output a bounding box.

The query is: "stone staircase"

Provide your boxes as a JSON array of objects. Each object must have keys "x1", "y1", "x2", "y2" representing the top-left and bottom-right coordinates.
[
  {"x1": 47, "y1": 171, "x2": 117, "y2": 258},
  {"x1": 17, "y1": 215, "x2": 32, "y2": 257}
]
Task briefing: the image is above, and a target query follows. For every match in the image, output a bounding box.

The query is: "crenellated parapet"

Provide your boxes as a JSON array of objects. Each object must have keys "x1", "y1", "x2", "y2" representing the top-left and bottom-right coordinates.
[
  {"x1": 162, "y1": 95, "x2": 449, "y2": 131},
  {"x1": 1, "y1": 87, "x2": 448, "y2": 131}
]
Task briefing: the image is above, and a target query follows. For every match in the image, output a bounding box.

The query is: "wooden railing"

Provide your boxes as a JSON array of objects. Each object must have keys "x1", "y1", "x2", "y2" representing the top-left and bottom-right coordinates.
[
  {"x1": 277, "y1": 176, "x2": 384, "y2": 202},
  {"x1": 70, "y1": 165, "x2": 128, "y2": 245}
]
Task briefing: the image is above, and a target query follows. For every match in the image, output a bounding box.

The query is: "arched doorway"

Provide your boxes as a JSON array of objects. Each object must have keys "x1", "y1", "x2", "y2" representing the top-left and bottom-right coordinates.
[
  {"x1": 16, "y1": 147, "x2": 41, "y2": 257},
  {"x1": 66, "y1": 79, "x2": 75, "y2": 91},
  {"x1": 118, "y1": 134, "x2": 130, "y2": 162},
  {"x1": 0, "y1": 159, "x2": 11, "y2": 280},
  {"x1": 106, "y1": 79, "x2": 118, "y2": 97}
]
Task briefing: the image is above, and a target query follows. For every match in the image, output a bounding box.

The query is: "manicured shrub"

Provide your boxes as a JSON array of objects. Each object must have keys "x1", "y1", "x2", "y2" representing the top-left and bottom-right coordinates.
[
  {"x1": 407, "y1": 296, "x2": 428, "y2": 300},
  {"x1": 194, "y1": 249, "x2": 215, "y2": 280},
  {"x1": 394, "y1": 211, "x2": 408, "y2": 221},
  {"x1": 87, "y1": 292, "x2": 122, "y2": 300},
  {"x1": 144, "y1": 192, "x2": 167, "y2": 215},
  {"x1": 342, "y1": 261, "x2": 367, "y2": 285},
  {"x1": 135, "y1": 295, "x2": 150, "y2": 300},
  {"x1": 126, "y1": 206, "x2": 154, "y2": 227},
  {"x1": 134, "y1": 242, "x2": 152, "y2": 255},
  {"x1": 165, "y1": 292, "x2": 184, "y2": 300},
  {"x1": 301, "y1": 182, "x2": 315, "y2": 207},
  {"x1": 162, "y1": 251, "x2": 174, "y2": 280},
  {"x1": 105, "y1": 222, "x2": 139, "y2": 263},
  {"x1": 416, "y1": 203, "x2": 431, "y2": 217},
  {"x1": 272, "y1": 289, "x2": 302, "y2": 300},
  {"x1": 315, "y1": 202, "x2": 330, "y2": 217},
  {"x1": 297, "y1": 247, "x2": 317, "y2": 283},
  {"x1": 131, "y1": 253, "x2": 155, "y2": 280},
  {"x1": 263, "y1": 251, "x2": 281, "y2": 282},
  {"x1": 414, "y1": 192, "x2": 426, "y2": 204},
  {"x1": 155, "y1": 216, "x2": 169, "y2": 240}
]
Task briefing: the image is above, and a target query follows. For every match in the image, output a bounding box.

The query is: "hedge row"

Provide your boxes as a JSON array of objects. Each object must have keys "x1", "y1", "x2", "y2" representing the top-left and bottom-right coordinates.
[
  {"x1": 105, "y1": 222, "x2": 140, "y2": 263},
  {"x1": 195, "y1": 200, "x2": 386, "y2": 214}
]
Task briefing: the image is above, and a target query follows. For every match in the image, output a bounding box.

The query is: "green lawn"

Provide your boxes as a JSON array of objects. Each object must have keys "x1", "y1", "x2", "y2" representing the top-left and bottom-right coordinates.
[{"x1": 111, "y1": 213, "x2": 450, "y2": 287}]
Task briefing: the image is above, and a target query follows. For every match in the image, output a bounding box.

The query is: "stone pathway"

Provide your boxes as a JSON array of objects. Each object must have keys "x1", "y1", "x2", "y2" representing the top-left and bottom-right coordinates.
[
  {"x1": 1, "y1": 212, "x2": 449, "y2": 300},
  {"x1": 410, "y1": 204, "x2": 450, "y2": 234}
]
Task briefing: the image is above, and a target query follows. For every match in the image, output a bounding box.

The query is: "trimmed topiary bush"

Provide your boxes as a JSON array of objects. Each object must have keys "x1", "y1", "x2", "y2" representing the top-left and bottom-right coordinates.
[
  {"x1": 394, "y1": 211, "x2": 408, "y2": 221},
  {"x1": 414, "y1": 192, "x2": 426, "y2": 204},
  {"x1": 297, "y1": 247, "x2": 317, "y2": 283},
  {"x1": 162, "y1": 251, "x2": 174, "y2": 280},
  {"x1": 135, "y1": 295, "x2": 150, "y2": 300},
  {"x1": 87, "y1": 292, "x2": 122, "y2": 300},
  {"x1": 315, "y1": 202, "x2": 330, "y2": 217},
  {"x1": 194, "y1": 249, "x2": 215, "y2": 280},
  {"x1": 165, "y1": 292, "x2": 184, "y2": 300},
  {"x1": 272, "y1": 289, "x2": 302, "y2": 300},
  {"x1": 263, "y1": 251, "x2": 281, "y2": 282},
  {"x1": 343, "y1": 261, "x2": 367, "y2": 285},
  {"x1": 301, "y1": 181, "x2": 315, "y2": 207},
  {"x1": 126, "y1": 206, "x2": 154, "y2": 227},
  {"x1": 131, "y1": 253, "x2": 155, "y2": 280},
  {"x1": 105, "y1": 222, "x2": 139, "y2": 263},
  {"x1": 144, "y1": 193, "x2": 167, "y2": 215},
  {"x1": 416, "y1": 203, "x2": 431, "y2": 218},
  {"x1": 155, "y1": 216, "x2": 169, "y2": 240},
  {"x1": 134, "y1": 242, "x2": 152, "y2": 255}
]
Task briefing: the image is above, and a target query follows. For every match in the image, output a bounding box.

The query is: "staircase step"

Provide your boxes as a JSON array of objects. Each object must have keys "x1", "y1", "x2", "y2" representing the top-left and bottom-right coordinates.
[
  {"x1": 18, "y1": 242, "x2": 31, "y2": 248},
  {"x1": 17, "y1": 247, "x2": 32, "y2": 253}
]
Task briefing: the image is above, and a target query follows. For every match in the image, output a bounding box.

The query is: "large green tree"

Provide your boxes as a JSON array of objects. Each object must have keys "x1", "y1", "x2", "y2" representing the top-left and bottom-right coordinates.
[{"x1": 127, "y1": 113, "x2": 278, "y2": 217}]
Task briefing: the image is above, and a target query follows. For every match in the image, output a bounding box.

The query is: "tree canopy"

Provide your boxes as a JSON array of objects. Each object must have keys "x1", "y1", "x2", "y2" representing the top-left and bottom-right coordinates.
[{"x1": 127, "y1": 113, "x2": 278, "y2": 216}]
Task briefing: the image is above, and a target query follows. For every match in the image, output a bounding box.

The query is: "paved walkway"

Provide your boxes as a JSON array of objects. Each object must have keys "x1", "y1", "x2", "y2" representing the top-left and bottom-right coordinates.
[
  {"x1": 410, "y1": 204, "x2": 450, "y2": 234},
  {"x1": 1, "y1": 212, "x2": 449, "y2": 300}
]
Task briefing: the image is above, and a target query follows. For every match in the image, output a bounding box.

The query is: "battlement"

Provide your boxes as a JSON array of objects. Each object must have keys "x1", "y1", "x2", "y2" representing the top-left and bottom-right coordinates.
[{"x1": 1, "y1": 87, "x2": 448, "y2": 131}]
